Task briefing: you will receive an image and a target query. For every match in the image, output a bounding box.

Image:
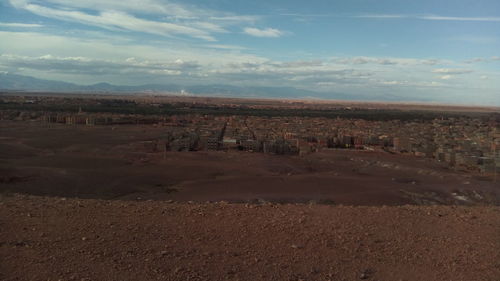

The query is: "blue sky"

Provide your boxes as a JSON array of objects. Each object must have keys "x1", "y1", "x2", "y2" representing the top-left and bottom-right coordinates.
[{"x1": 0, "y1": 0, "x2": 499, "y2": 105}]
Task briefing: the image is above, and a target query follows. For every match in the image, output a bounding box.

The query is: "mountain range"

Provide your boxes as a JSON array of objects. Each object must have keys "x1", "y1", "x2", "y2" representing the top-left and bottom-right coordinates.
[
  {"x1": 0, "y1": 72, "x2": 430, "y2": 103},
  {"x1": 0, "y1": 72, "x2": 336, "y2": 97}
]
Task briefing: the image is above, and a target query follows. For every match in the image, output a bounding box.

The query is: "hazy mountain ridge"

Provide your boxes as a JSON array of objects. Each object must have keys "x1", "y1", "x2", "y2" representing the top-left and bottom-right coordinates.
[
  {"x1": 0, "y1": 73, "x2": 331, "y2": 97},
  {"x1": 0, "y1": 72, "x2": 442, "y2": 103}
]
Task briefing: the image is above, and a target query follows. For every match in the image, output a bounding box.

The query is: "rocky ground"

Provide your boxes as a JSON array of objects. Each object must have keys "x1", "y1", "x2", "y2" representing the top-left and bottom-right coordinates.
[{"x1": 1, "y1": 194, "x2": 499, "y2": 281}]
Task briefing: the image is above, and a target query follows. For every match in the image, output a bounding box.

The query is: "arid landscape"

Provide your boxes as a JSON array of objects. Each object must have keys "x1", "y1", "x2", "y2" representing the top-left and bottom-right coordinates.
[
  {"x1": 0, "y1": 120, "x2": 499, "y2": 205},
  {"x1": 1, "y1": 95, "x2": 499, "y2": 280},
  {"x1": 2, "y1": 0, "x2": 500, "y2": 279}
]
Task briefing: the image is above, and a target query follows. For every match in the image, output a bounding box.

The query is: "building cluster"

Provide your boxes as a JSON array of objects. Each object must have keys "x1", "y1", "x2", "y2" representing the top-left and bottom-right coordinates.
[{"x1": 149, "y1": 114, "x2": 500, "y2": 176}]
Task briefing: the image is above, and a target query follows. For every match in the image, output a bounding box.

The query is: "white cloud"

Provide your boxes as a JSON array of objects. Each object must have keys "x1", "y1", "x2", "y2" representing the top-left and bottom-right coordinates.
[
  {"x1": 11, "y1": 0, "x2": 260, "y2": 24},
  {"x1": 7, "y1": 0, "x2": 261, "y2": 41},
  {"x1": 205, "y1": 44, "x2": 248, "y2": 50},
  {"x1": 0, "y1": 31, "x2": 266, "y2": 66},
  {"x1": 332, "y1": 56, "x2": 441, "y2": 66},
  {"x1": 419, "y1": 15, "x2": 500, "y2": 22},
  {"x1": 10, "y1": 0, "x2": 204, "y2": 19},
  {"x1": 381, "y1": 80, "x2": 401, "y2": 85},
  {"x1": 439, "y1": 75, "x2": 453, "y2": 80},
  {"x1": 0, "y1": 22, "x2": 43, "y2": 28},
  {"x1": 465, "y1": 56, "x2": 500, "y2": 63},
  {"x1": 243, "y1": 27, "x2": 283, "y2": 38},
  {"x1": 0, "y1": 53, "x2": 203, "y2": 79},
  {"x1": 464, "y1": 57, "x2": 487, "y2": 64},
  {"x1": 14, "y1": 2, "x2": 217, "y2": 41},
  {"x1": 356, "y1": 14, "x2": 500, "y2": 22},
  {"x1": 0, "y1": 30, "x2": 498, "y2": 105},
  {"x1": 432, "y1": 68, "x2": 473, "y2": 74}
]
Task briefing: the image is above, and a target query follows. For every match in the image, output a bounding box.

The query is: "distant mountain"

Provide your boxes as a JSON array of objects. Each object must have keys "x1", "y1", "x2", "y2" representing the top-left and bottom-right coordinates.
[
  {"x1": 2, "y1": 72, "x2": 438, "y2": 103},
  {"x1": 0, "y1": 73, "x2": 83, "y2": 91},
  {"x1": 0, "y1": 72, "x2": 335, "y2": 99},
  {"x1": 1, "y1": 72, "x2": 497, "y2": 105}
]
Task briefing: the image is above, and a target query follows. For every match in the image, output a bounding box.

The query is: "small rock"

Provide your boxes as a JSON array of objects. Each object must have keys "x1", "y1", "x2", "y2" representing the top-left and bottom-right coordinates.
[{"x1": 360, "y1": 269, "x2": 373, "y2": 279}]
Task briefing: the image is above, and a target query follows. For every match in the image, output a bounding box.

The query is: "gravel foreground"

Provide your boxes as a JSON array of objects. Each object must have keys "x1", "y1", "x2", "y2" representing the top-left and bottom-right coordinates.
[{"x1": 1, "y1": 194, "x2": 499, "y2": 281}]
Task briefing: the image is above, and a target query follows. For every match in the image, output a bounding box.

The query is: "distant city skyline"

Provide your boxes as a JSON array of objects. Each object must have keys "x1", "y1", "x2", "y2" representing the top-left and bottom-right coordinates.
[{"x1": 0, "y1": 0, "x2": 499, "y2": 105}]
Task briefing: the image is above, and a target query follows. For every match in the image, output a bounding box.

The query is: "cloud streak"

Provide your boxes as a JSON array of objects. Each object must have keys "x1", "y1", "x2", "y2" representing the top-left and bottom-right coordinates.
[
  {"x1": 0, "y1": 54, "x2": 198, "y2": 74},
  {"x1": 432, "y1": 68, "x2": 473, "y2": 74},
  {"x1": 464, "y1": 56, "x2": 500, "y2": 63},
  {"x1": 11, "y1": 1, "x2": 217, "y2": 41},
  {"x1": 7, "y1": 0, "x2": 263, "y2": 41},
  {"x1": 0, "y1": 22, "x2": 43, "y2": 28},
  {"x1": 356, "y1": 14, "x2": 500, "y2": 22},
  {"x1": 243, "y1": 27, "x2": 284, "y2": 37},
  {"x1": 420, "y1": 15, "x2": 500, "y2": 22},
  {"x1": 332, "y1": 56, "x2": 441, "y2": 66}
]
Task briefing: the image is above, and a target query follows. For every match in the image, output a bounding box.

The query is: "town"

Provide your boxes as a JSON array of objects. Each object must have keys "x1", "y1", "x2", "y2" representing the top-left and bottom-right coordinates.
[{"x1": 2, "y1": 94, "x2": 499, "y2": 180}]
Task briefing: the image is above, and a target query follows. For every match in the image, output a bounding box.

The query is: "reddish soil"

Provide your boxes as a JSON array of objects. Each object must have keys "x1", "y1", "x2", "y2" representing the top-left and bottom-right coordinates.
[
  {"x1": 1, "y1": 121, "x2": 500, "y2": 280},
  {"x1": 1, "y1": 121, "x2": 498, "y2": 206},
  {"x1": 1, "y1": 194, "x2": 499, "y2": 281}
]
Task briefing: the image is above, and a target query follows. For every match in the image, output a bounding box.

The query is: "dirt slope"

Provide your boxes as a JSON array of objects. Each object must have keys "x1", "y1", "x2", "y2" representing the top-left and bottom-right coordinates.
[{"x1": 1, "y1": 194, "x2": 499, "y2": 281}]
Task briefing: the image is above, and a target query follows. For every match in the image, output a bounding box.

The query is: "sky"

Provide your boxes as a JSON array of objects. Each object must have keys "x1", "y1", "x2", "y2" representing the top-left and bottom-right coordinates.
[{"x1": 0, "y1": 0, "x2": 499, "y2": 105}]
